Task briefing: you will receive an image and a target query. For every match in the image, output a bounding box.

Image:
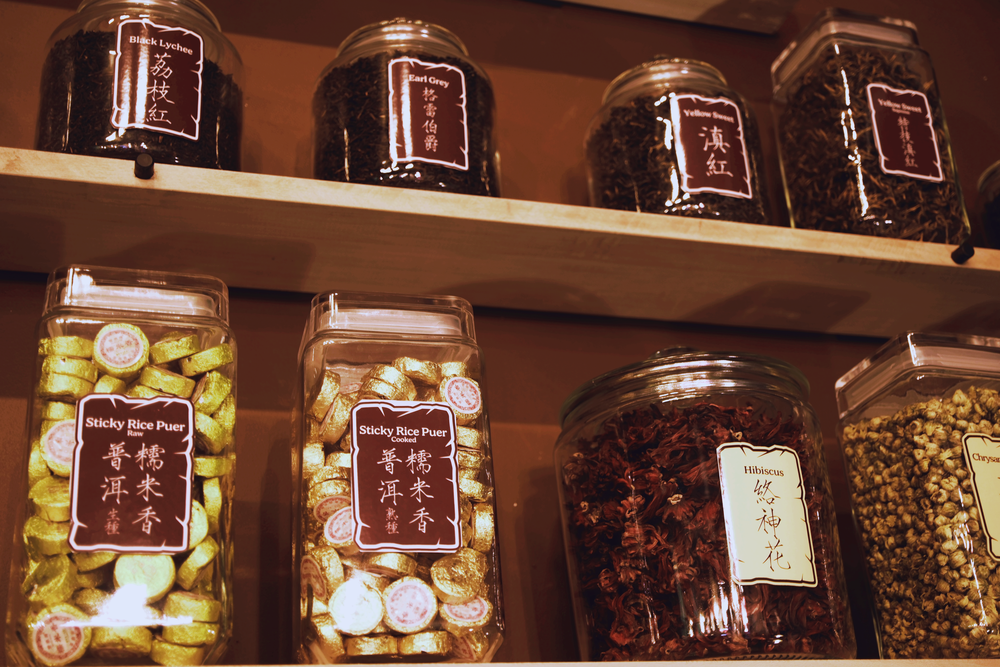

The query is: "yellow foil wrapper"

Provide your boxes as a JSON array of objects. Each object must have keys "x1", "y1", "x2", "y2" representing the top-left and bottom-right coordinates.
[
  {"x1": 114, "y1": 554, "x2": 176, "y2": 603},
  {"x1": 430, "y1": 549, "x2": 487, "y2": 604},
  {"x1": 150, "y1": 638, "x2": 206, "y2": 666},
  {"x1": 192, "y1": 371, "x2": 232, "y2": 415},
  {"x1": 93, "y1": 323, "x2": 150, "y2": 379},
  {"x1": 176, "y1": 536, "x2": 219, "y2": 590},
  {"x1": 359, "y1": 377, "x2": 402, "y2": 401},
  {"x1": 399, "y1": 631, "x2": 454, "y2": 657},
  {"x1": 459, "y1": 477, "x2": 492, "y2": 503},
  {"x1": 328, "y1": 579, "x2": 385, "y2": 636},
  {"x1": 29, "y1": 476, "x2": 71, "y2": 523},
  {"x1": 367, "y1": 364, "x2": 416, "y2": 400},
  {"x1": 40, "y1": 401, "x2": 76, "y2": 421},
  {"x1": 382, "y1": 576, "x2": 438, "y2": 634},
  {"x1": 195, "y1": 412, "x2": 226, "y2": 454},
  {"x1": 149, "y1": 333, "x2": 201, "y2": 365},
  {"x1": 302, "y1": 546, "x2": 345, "y2": 603},
  {"x1": 90, "y1": 626, "x2": 153, "y2": 659},
  {"x1": 92, "y1": 375, "x2": 128, "y2": 394},
  {"x1": 308, "y1": 370, "x2": 342, "y2": 421},
  {"x1": 307, "y1": 480, "x2": 352, "y2": 523},
  {"x1": 449, "y1": 628, "x2": 489, "y2": 661},
  {"x1": 74, "y1": 566, "x2": 108, "y2": 588},
  {"x1": 345, "y1": 635, "x2": 398, "y2": 657},
  {"x1": 471, "y1": 503, "x2": 495, "y2": 553},
  {"x1": 363, "y1": 552, "x2": 417, "y2": 579},
  {"x1": 440, "y1": 361, "x2": 470, "y2": 379},
  {"x1": 392, "y1": 357, "x2": 442, "y2": 386},
  {"x1": 303, "y1": 442, "x2": 326, "y2": 481},
  {"x1": 139, "y1": 365, "x2": 196, "y2": 398},
  {"x1": 456, "y1": 426, "x2": 483, "y2": 450},
  {"x1": 310, "y1": 613, "x2": 345, "y2": 661},
  {"x1": 319, "y1": 395, "x2": 352, "y2": 444},
  {"x1": 324, "y1": 451, "x2": 352, "y2": 469},
  {"x1": 126, "y1": 384, "x2": 166, "y2": 399},
  {"x1": 202, "y1": 477, "x2": 223, "y2": 534},
  {"x1": 39, "y1": 336, "x2": 93, "y2": 359},
  {"x1": 37, "y1": 373, "x2": 93, "y2": 401},
  {"x1": 457, "y1": 448, "x2": 485, "y2": 470},
  {"x1": 162, "y1": 622, "x2": 218, "y2": 646},
  {"x1": 310, "y1": 465, "x2": 350, "y2": 486},
  {"x1": 179, "y1": 343, "x2": 234, "y2": 377},
  {"x1": 28, "y1": 441, "x2": 50, "y2": 487},
  {"x1": 188, "y1": 500, "x2": 209, "y2": 549},
  {"x1": 24, "y1": 516, "x2": 71, "y2": 557},
  {"x1": 212, "y1": 395, "x2": 236, "y2": 432},
  {"x1": 164, "y1": 591, "x2": 223, "y2": 623},
  {"x1": 24, "y1": 554, "x2": 77, "y2": 607},
  {"x1": 41, "y1": 355, "x2": 99, "y2": 383},
  {"x1": 440, "y1": 595, "x2": 493, "y2": 630},
  {"x1": 73, "y1": 551, "x2": 116, "y2": 572},
  {"x1": 194, "y1": 456, "x2": 232, "y2": 478},
  {"x1": 28, "y1": 603, "x2": 92, "y2": 666},
  {"x1": 441, "y1": 376, "x2": 483, "y2": 426},
  {"x1": 72, "y1": 587, "x2": 112, "y2": 616}
]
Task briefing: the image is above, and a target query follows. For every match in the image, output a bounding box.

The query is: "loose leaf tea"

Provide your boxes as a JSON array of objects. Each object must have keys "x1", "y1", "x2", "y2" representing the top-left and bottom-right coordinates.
[
  {"x1": 561, "y1": 401, "x2": 852, "y2": 660},
  {"x1": 841, "y1": 386, "x2": 1000, "y2": 658},
  {"x1": 777, "y1": 44, "x2": 965, "y2": 242},
  {"x1": 36, "y1": 30, "x2": 242, "y2": 170},
  {"x1": 313, "y1": 51, "x2": 499, "y2": 196},
  {"x1": 586, "y1": 92, "x2": 770, "y2": 224}
]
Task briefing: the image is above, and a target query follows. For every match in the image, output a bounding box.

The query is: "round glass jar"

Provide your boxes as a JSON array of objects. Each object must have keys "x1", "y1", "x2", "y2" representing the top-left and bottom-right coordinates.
[
  {"x1": 35, "y1": 0, "x2": 244, "y2": 170},
  {"x1": 836, "y1": 332, "x2": 1000, "y2": 658},
  {"x1": 293, "y1": 292, "x2": 504, "y2": 663},
  {"x1": 978, "y1": 160, "x2": 1000, "y2": 249},
  {"x1": 5, "y1": 265, "x2": 237, "y2": 666},
  {"x1": 585, "y1": 58, "x2": 770, "y2": 224},
  {"x1": 771, "y1": 8, "x2": 969, "y2": 243},
  {"x1": 554, "y1": 348, "x2": 855, "y2": 661},
  {"x1": 312, "y1": 18, "x2": 500, "y2": 196}
]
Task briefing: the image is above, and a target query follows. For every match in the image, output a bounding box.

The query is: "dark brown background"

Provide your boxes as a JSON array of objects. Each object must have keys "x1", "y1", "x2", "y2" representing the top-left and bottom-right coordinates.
[{"x1": 1, "y1": 0, "x2": 999, "y2": 663}]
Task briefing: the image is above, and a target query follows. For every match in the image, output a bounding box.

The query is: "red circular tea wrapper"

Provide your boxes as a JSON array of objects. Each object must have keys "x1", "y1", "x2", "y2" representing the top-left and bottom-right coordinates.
[
  {"x1": 314, "y1": 495, "x2": 351, "y2": 523},
  {"x1": 384, "y1": 577, "x2": 437, "y2": 633},
  {"x1": 301, "y1": 555, "x2": 327, "y2": 600},
  {"x1": 441, "y1": 596, "x2": 491, "y2": 627},
  {"x1": 443, "y1": 377, "x2": 481, "y2": 414},
  {"x1": 41, "y1": 421, "x2": 76, "y2": 474},
  {"x1": 96, "y1": 326, "x2": 146, "y2": 370},
  {"x1": 30, "y1": 608, "x2": 89, "y2": 666},
  {"x1": 325, "y1": 507, "x2": 355, "y2": 544}
]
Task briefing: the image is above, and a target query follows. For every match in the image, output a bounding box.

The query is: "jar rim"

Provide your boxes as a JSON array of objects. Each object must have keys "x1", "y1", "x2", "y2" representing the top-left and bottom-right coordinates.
[
  {"x1": 336, "y1": 17, "x2": 470, "y2": 61},
  {"x1": 601, "y1": 58, "x2": 727, "y2": 107},
  {"x1": 558, "y1": 348, "x2": 810, "y2": 428},
  {"x1": 76, "y1": 0, "x2": 222, "y2": 31},
  {"x1": 771, "y1": 7, "x2": 918, "y2": 93}
]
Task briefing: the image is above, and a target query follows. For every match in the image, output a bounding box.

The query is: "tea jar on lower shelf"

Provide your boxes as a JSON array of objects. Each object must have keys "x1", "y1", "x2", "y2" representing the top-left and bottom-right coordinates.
[
  {"x1": 5, "y1": 265, "x2": 238, "y2": 666},
  {"x1": 554, "y1": 348, "x2": 856, "y2": 661},
  {"x1": 294, "y1": 292, "x2": 504, "y2": 663},
  {"x1": 585, "y1": 58, "x2": 771, "y2": 225},
  {"x1": 35, "y1": 0, "x2": 244, "y2": 170},
  {"x1": 836, "y1": 332, "x2": 1000, "y2": 658}
]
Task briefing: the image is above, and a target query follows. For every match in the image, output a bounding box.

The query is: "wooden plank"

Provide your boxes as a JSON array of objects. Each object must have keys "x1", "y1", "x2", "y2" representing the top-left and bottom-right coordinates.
[{"x1": 1, "y1": 147, "x2": 997, "y2": 337}]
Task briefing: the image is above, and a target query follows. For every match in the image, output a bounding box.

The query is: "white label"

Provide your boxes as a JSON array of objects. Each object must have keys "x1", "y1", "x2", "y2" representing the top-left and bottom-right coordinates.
[
  {"x1": 717, "y1": 442, "x2": 817, "y2": 587},
  {"x1": 962, "y1": 433, "x2": 1000, "y2": 560}
]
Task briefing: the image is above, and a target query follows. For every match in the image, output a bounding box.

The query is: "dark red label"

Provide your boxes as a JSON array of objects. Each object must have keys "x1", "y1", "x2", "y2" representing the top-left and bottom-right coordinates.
[
  {"x1": 70, "y1": 395, "x2": 193, "y2": 553},
  {"x1": 388, "y1": 58, "x2": 469, "y2": 171},
  {"x1": 866, "y1": 83, "x2": 943, "y2": 182},
  {"x1": 673, "y1": 94, "x2": 752, "y2": 199},
  {"x1": 112, "y1": 20, "x2": 204, "y2": 140},
  {"x1": 351, "y1": 401, "x2": 460, "y2": 551}
]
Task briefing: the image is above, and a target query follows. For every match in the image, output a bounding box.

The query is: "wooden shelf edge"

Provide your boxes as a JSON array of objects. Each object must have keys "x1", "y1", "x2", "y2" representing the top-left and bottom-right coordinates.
[{"x1": 2, "y1": 147, "x2": 998, "y2": 338}]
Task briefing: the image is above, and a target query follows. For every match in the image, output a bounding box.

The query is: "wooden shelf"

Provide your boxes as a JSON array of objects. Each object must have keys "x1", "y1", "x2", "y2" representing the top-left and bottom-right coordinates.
[{"x1": 2, "y1": 147, "x2": 998, "y2": 337}]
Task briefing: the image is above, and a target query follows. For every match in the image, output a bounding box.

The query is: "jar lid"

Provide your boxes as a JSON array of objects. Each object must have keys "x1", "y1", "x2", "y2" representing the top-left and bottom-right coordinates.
[
  {"x1": 559, "y1": 347, "x2": 810, "y2": 428},
  {"x1": 771, "y1": 7, "x2": 918, "y2": 93},
  {"x1": 44, "y1": 265, "x2": 228, "y2": 319},
  {"x1": 335, "y1": 17, "x2": 470, "y2": 62},
  {"x1": 76, "y1": 0, "x2": 223, "y2": 31},
  {"x1": 835, "y1": 332, "x2": 1000, "y2": 419},
  {"x1": 601, "y1": 58, "x2": 727, "y2": 107}
]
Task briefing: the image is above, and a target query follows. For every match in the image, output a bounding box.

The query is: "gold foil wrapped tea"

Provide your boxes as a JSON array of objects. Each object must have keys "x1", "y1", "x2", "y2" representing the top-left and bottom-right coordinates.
[
  {"x1": 150, "y1": 638, "x2": 205, "y2": 666},
  {"x1": 38, "y1": 336, "x2": 93, "y2": 359},
  {"x1": 383, "y1": 576, "x2": 438, "y2": 633},
  {"x1": 363, "y1": 552, "x2": 417, "y2": 578},
  {"x1": 191, "y1": 371, "x2": 231, "y2": 414},
  {"x1": 41, "y1": 355, "x2": 99, "y2": 383},
  {"x1": 138, "y1": 365, "x2": 195, "y2": 398},
  {"x1": 24, "y1": 554, "x2": 77, "y2": 607},
  {"x1": 301, "y1": 546, "x2": 345, "y2": 602},
  {"x1": 162, "y1": 621, "x2": 218, "y2": 646},
  {"x1": 308, "y1": 369, "x2": 342, "y2": 421},
  {"x1": 27, "y1": 604, "x2": 92, "y2": 666},
  {"x1": 309, "y1": 613, "x2": 346, "y2": 661},
  {"x1": 345, "y1": 634, "x2": 398, "y2": 657},
  {"x1": 180, "y1": 343, "x2": 234, "y2": 377},
  {"x1": 328, "y1": 579, "x2": 385, "y2": 636},
  {"x1": 149, "y1": 333, "x2": 201, "y2": 365},
  {"x1": 176, "y1": 536, "x2": 219, "y2": 590},
  {"x1": 164, "y1": 591, "x2": 223, "y2": 623},
  {"x1": 90, "y1": 626, "x2": 153, "y2": 659},
  {"x1": 114, "y1": 554, "x2": 176, "y2": 603},
  {"x1": 399, "y1": 631, "x2": 454, "y2": 657},
  {"x1": 393, "y1": 356, "x2": 442, "y2": 386},
  {"x1": 430, "y1": 549, "x2": 487, "y2": 604},
  {"x1": 93, "y1": 323, "x2": 150, "y2": 379},
  {"x1": 28, "y1": 476, "x2": 71, "y2": 522}
]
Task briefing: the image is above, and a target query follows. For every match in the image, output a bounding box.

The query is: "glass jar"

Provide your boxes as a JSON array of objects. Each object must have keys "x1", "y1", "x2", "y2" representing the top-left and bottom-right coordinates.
[
  {"x1": 293, "y1": 292, "x2": 504, "y2": 663},
  {"x1": 35, "y1": 0, "x2": 244, "y2": 170},
  {"x1": 554, "y1": 348, "x2": 855, "y2": 661},
  {"x1": 585, "y1": 58, "x2": 771, "y2": 225},
  {"x1": 771, "y1": 8, "x2": 969, "y2": 243},
  {"x1": 978, "y1": 161, "x2": 1000, "y2": 249},
  {"x1": 5, "y1": 265, "x2": 237, "y2": 666},
  {"x1": 312, "y1": 18, "x2": 500, "y2": 196},
  {"x1": 836, "y1": 332, "x2": 1000, "y2": 658}
]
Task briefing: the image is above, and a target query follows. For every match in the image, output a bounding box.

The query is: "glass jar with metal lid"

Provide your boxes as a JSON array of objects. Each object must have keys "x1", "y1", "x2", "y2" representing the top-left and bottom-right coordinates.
[
  {"x1": 554, "y1": 348, "x2": 855, "y2": 661},
  {"x1": 312, "y1": 18, "x2": 500, "y2": 196},
  {"x1": 35, "y1": 0, "x2": 244, "y2": 170},
  {"x1": 5, "y1": 265, "x2": 238, "y2": 666},
  {"x1": 836, "y1": 332, "x2": 1000, "y2": 658},
  {"x1": 293, "y1": 291, "x2": 504, "y2": 663},
  {"x1": 978, "y1": 160, "x2": 1000, "y2": 249},
  {"x1": 585, "y1": 58, "x2": 771, "y2": 224},
  {"x1": 771, "y1": 8, "x2": 968, "y2": 243}
]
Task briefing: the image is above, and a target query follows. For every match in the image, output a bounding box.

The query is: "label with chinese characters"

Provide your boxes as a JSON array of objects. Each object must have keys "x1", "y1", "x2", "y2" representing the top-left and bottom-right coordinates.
[
  {"x1": 351, "y1": 400, "x2": 460, "y2": 552},
  {"x1": 866, "y1": 83, "x2": 943, "y2": 182},
  {"x1": 716, "y1": 442, "x2": 817, "y2": 587},
  {"x1": 70, "y1": 395, "x2": 194, "y2": 553},
  {"x1": 672, "y1": 94, "x2": 752, "y2": 199},
  {"x1": 112, "y1": 19, "x2": 204, "y2": 140},
  {"x1": 962, "y1": 433, "x2": 1000, "y2": 560},
  {"x1": 387, "y1": 57, "x2": 469, "y2": 171}
]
